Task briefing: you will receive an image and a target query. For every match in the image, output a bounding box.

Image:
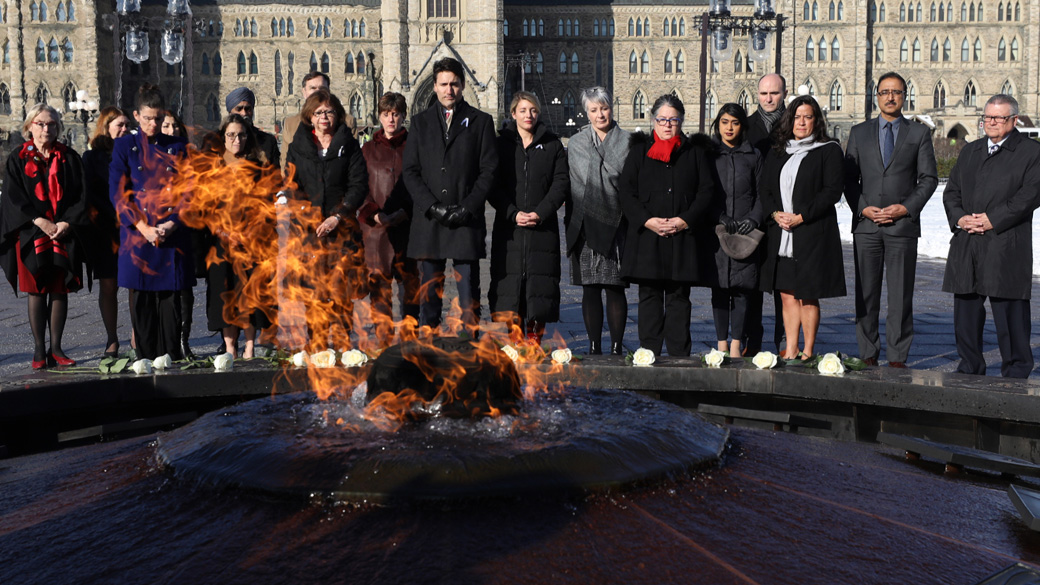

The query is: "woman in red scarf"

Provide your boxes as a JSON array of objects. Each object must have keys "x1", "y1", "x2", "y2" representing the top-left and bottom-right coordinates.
[
  {"x1": 0, "y1": 104, "x2": 89, "y2": 368},
  {"x1": 618, "y1": 94, "x2": 717, "y2": 357}
]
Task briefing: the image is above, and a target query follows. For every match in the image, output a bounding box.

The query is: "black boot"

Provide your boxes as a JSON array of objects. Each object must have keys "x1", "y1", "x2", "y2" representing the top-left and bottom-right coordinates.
[
  {"x1": 611, "y1": 342, "x2": 624, "y2": 356},
  {"x1": 589, "y1": 341, "x2": 602, "y2": 355},
  {"x1": 181, "y1": 331, "x2": 195, "y2": 360}
]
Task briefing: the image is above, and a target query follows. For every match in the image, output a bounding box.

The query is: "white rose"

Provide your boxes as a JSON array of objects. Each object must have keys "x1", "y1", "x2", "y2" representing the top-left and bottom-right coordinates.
[
  {"x1": 340, "y1": 349, "x2": 369, "y2": 367},
  {"x1": 130, "y1": 359, "x2": 153, "y2": 375},
  {"x1": 213, "y1": 352, "x2": 234, "y2": 372},
  {"x1": 704, "y1": 349, "x2": 726, "y2": 368},
  {"x1": 309, "y1": 349, "x2": 337, "y2": 368},
  {"x1": 817, "y1": 353, "x2": 846, "y2": 376},
  {"x1": 632, "y1": 347, "x2": 656, "y2": 367},
  {"x1": 275, "y1": 191, "x2": 289, "y2": 206},
  {"x1": 551, "y1": 348, "x2": 572, "y2": 364},
  {"x1": 752, "y1": 351, "x2": 778, "y2": 370},
  {"x1": 152, "y1": 354, "x2": 172, "y2": 371},
  {"x1": 501, "y1": 345, "x2": 520, "y2": 363},
  {"x1": 291, "y1": 350, "x2": 309, "y2": 367}
]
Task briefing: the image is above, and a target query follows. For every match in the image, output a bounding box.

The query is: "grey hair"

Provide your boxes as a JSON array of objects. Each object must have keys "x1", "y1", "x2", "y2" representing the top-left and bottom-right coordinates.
[
  {"x1": 651, "y1": 93, "x2": 685, "y2": 119},
  {"x1": 986, "y1": 94, "x2": 1019, "y2": 116},
  {"x1": 580, "y1": 86, "x2": 612, "y2": 111},
  {"x1": 22, "y1": 103, "x2": 63, "y2": 136}
]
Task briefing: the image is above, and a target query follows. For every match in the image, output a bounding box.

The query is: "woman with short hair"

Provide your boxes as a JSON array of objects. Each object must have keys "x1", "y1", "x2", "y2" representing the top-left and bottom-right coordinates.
[{"x1": 0, "y1": 104, "x2": 90, "y2": 368}]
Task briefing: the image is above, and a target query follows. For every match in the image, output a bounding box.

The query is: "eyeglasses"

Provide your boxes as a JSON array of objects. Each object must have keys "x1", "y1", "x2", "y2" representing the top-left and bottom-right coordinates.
[
  {"x1": 654, "y1": 117, "x2": 683, "y2": 126},
  {"x1": 982, "y1": 115, "x2": 1014, "y2": 124},
  {"x1": 225, "y1": 133, "x2": 248, "y2": 142},
  {"x1": 877, "y1": 90, "x2": 905, "y2": 97},
  {"x1": 32, "y1": 121, "x2": 58, "y2": 130},
  {"x1": 312, "y1": 109, "x2": 337, "y2": 118}
]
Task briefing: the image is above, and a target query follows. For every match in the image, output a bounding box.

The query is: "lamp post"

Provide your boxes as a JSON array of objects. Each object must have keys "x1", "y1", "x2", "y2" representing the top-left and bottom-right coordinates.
[{"x1": 67, "y1": 90, "x2": 99, "y2": 150}]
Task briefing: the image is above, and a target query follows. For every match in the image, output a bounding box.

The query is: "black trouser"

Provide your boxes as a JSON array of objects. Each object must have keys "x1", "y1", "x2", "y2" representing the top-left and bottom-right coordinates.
[
  {"x1": 711, "y1": 287, "x2": 750, "y2": 344},
  {"x1": 742, "y1": 290, "x2": 764, "y2": 354},
  {"x1": 954, "y1": 293, "x2": 1033, "y2": 378},
  {"x1": 418, "y1": 259, "x2": 480, "y2": 329},
  {"x1": 131, "y1": 289, "x2": 183, "y2": 360},
  {"x1": 637, "y1": 281, "x2": 691, "y2": 356}
]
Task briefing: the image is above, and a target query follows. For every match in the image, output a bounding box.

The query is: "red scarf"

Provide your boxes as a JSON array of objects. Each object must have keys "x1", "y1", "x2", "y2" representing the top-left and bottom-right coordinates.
[
  {"x1": 646, "y1": 131, "x2": 681, "y2": 163},
  {"x1": 19, "y1": 141, "x2": 68, "y2": 258}
]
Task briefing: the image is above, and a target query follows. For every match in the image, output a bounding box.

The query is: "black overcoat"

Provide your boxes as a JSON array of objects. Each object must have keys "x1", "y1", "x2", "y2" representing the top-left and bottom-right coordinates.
[
  {"x1": 286, "y1": 122, "x2": 368, "y2": 221},
  {"x1": 488, "y1": 121, "x2": 569, "y2": 322},
  {"x1": 758, "y1": 141, "x2": 847, "y2": 299},
  {"x1": 401, "y1": 100, "x2": 498, "y2": 261},
  {"x1": 942, "y1": 129, "x2": 1040, "y2": 300},
  {"x1": 618, "y1": 132, "x2": 717, "y2": 284},
  {"x1": 710, "y1": 138, "x2": 763, "y2": 290}
]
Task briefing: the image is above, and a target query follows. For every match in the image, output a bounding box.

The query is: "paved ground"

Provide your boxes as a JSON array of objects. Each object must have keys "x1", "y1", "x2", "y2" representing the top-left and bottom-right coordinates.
[{"x1": 3, "y1": 211, "x2": 1039, "y2": 379}]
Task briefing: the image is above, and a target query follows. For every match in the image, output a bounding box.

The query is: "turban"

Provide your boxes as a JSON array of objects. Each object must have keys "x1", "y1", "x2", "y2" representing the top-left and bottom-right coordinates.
[{"x1": 225, "y1": 87, "x2": 255, "y2": 113}]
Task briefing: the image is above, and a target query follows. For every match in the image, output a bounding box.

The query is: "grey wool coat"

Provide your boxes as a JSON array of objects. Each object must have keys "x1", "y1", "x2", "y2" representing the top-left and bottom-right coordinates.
[{"x1": 942, "y1": 129, "x2": 1040, "y2": 300}]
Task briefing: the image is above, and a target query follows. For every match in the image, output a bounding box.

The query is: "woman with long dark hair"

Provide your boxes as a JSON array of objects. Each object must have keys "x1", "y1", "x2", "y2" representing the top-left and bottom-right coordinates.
[
  {"x1": 709, "y1": 103, "x2": 763, "y2": 358},
  {"x1": 759, "y1": 95, "x2": 846, "y2": 360},
  {"x1": 83, "y1": 106, "x2": 130, "y2": 358},
  {"x1": 566, "y1": 86, "x2": 631, "y2": 355},
  {"x1": 619, "y1": 94, "x2": 716, "y2": 356},
  {"x1": 0, "y1": 104, "x2": 89, "y2": 368}
]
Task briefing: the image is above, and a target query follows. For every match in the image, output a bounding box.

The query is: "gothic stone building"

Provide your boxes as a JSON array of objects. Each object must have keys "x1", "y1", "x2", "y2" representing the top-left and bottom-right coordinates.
[{"x1": 0, "y1": 0, "x2": 1033, "y2": 146}]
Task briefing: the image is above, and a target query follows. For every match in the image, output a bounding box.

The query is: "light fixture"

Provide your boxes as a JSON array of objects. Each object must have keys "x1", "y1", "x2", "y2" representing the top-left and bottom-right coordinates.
[
  {"x1": 755, "y1": 0, "x2": 776, "y2": 18},
  {"x1": 710, "y1": 0, "x2": 732, "y2": 17},
  {"x1": 117, "y1": 0, "x2": 141, "y2": 14},
  {"x1": 161, "y1": 30, "x2": 184, "y2": 64},
  {"x1": 749, "y1": 26, "x2": 772, "y2": 62},
  {"x1": 711, "y1": 27, "x2": 734, "y2": 62},
  {"x1": 125, "y1": 29, "x2": 149, "y2": 63}
]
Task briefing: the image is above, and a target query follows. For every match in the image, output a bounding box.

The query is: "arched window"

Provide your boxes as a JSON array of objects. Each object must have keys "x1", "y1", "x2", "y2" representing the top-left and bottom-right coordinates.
[
  {"x1": 974, "y1": 37, "x2": 982, "y2": 61},
  {"x1": 249, "y1": 51, "x2": 258, "y2": 74},
  {"x1": 838, "y1": 0, "x2": 845, "y2": 18},
  {"x1": 663, "y1": 17, "x2": 669, "y2": 36},
  {"x1": 536, "y1": 52, "x2": 543, "y2": 73},
  {"x1": 636, "y1": 18, "x2": 643, "y2": 36},
  {"x1": 61, "y1": 82, "x2": 75, "y2": 107},
  {"x1": 61, "y1": 38, "x2": 72, "y2": 62},
  {"x1": 565, "y1": 19, "x2": 572, "y2": 36},
  {"x1": 829, "y1": 0, "x2": 836, "y2": 18},
  {"x1": 915, "y1": 2, "x2": 922, "y2": 19},
  {"x1": 236, "y1": 19, "x2": 243, "y2": 37},
  {"x1": 0, "y1": 83, "x2": 10, "y2": 114},
  {"x1": 880, "y1": 2, "x2": 887, "y2": 20},
  {"x1": 832, "y1": 37, "x2": 841, "y2": 60},
  {"x1": 360, "y1": 19, "x2": 366, "y2": 37},
  {"x1": 875, "y1": 38, "x2": 885, "y2": 61},
  {"x1": 907, "y1": 80, "x2": 917, "y2": 109},
  {"x1": 39, "y1": 1, "x2": 47, "y2": 21},
  {"x1": 931, "y1": 38, "x2": 940, "y2": 61},
  {"x1": 559, "y1": 52, "x2": 567, "y2": 73},
  {"x1": 643, "y1": 17, "x2": 649, "y2": 35},
  {"x1": 943, "y1": 38, "x2": 951, "y2": 61},
  {"x1": 523, "y1": 19, "x2": 529, "y2": 37},
  {"x1": 56, "y1": 1, "x2": 65, "y2": 21},
  {"x1": 900, "y1": 38, "x2": 908, "y2": 61},
  {"x1": 237, "y1": 51, "x2": 246, "y2": 74},
  {"x1": 999, "y1": 1, "x2": 1004, "y2": 18},
  {"x1": 738, "y1": 89, "x2": 752, "y2": 112},
  {"x1": 66, "y1": 1, "x2": 73, "y2": 20},
  {"x1": 679, "y1": 17, "x2": 685, "y2": 34},
  {"x1": 964, "y1": 80, "x2": 976, "y2": 105},
  {"x1": 352, "y1": 19, "x2": 359, "y2": 37},
  {"x1": 313, "y1": 18, "x2": 322, "y2": 38},
  {"x1": 978, "y1": 1, "x2": 984, "y2": 19},
  {"x1": 940, "y1": 1, "x2": 946, "y2": 18},
  {"x1": 908, "y1": 0, "x2": 915, "y2": 18},
  {"x1": 35, "y1": 38, "x2": 44, "y2": 63},
  {"x1": 706, "y1": 92, "x2": 717, "y2": 121},
  {"x1": 563, "y1": 91, "x2": 576, "y2": 118},
  {"x1": 206, "y1": 94, "x2": 219, "y2": 122},
  {"x1": 961, "y1": 1, "x2": 967, "y2": 18},
  {"x1": 628, "y1": 18, "x2": 634, "y2": 36},
  {"x1": 933, "y1": 81, "x2": 946, "y2": 108},
  {"x1": 970, "y1": 2, "x2": 975, "y2": 18},
  {"x1": 869, "y1": 79, "x2": 878, "y2": 111},
  {"x1": 345, "y1": 52, "x2": 354, "y2": 74},
  {"x1": 593, "y1": 19, "x2": 598, "y2": 36},
  {"x1": 34, "y1": 83, "x2": 48, "y2": 105},
  {"x1": 633, "y1": 91, "x2": 647, "y2": 119},
  {"x1": 202, "y1": 52, "x2": 209, "y2": 74},
  {"x1": 900, "y1": 2, "x2": 906, "y2": 19},
  {"x1": 31, "y1": 1, "x2": 39, "y2": 21},
  {"x1": 641, "y1": 50, "x2": 650, "y2": 73},
  {"x1": 998, "y1": 38, "x2": 1006, "y2": 61},
  {"x1": 1015, "y1": 1, "x2": 1020, "y2": 19},
  {"x1": 280, "y1": 18, "x2": 285, "y2": 36},
  {"x1": 349, "y1": 93, "x2": 363, "y2": 120},
  {"x1": 961, "y1": 38, "x2": 969, "y2": 61},
  {"x1": 608, "y1": 18, "x2": 614, "y2": 35},
  {"x1": 930, "y1": 2, "x2": 936, "y2": 20},
  {"x1": 324, "y1": 18, "x2": 331, "y2": 38},
  {"x1": 271, "y1": 18, "x2": 277, "y2": 36},
  {"x1": 830, "y1": 81, "x2": 843, "y2": 111},
  {"x1": 735, "y1": 50, "x2": 744, "y2": 73},
  {"x1": 320, "y1": 52, "x2": 329, "y2": 73},
  {"x1": 274, "y1": 50, "x2": 282, "y2": 96},
  {"x1": 671, "y1": 17, "x2": 677, "y2": 35},
  {"x1": 574, "y1": 19, "x2": 581, "y2": 35},
  {"x1": 2, "y1": 39, "x2": 8, "y2": 65},
  {"x1": 629, "y1": 50, "x2": 637, "y2": 73},
  {"x1": 287, "y1": 19, "x2": 294, "y2": 37},
  {"x1": 47, "y1": 38, "x2": 58, "y2": 63},
  {"x1": 213, "y1": 52, "x2": 222, "y2": 74},
  {"x1": 356, "y1": 52, "x2": 365, "y2": 75},
  {"x1": 571, "y1": 52, "x2": 579, "y2": 74},
  {"x1": 819, "y1": 37, "x2": 827, "y2": 61},
  {"x1": 250, "y1": 18, "x2": 257, "y2": 37},
  {"x1": 1001, "y1": 79, "x2": 1014, "y2": 95},
  {"x1": 806, "y1": 38, "x2": 815, "y2": 61},
  {"x1": 804, "y1": 1, "x2": 811, "y2": 19},
  {"x1": 664, "y1": 50, "x2": 673, "y2": 73},
  {"x1": 868, "y1": 1, "x2": 877, "y2": 20},
  {"x1": 1011, "y1": 38, "x2": 1019, "y2": 61},
  {"x1": 503, "y1": 19, "x2": 508, "y2": 36},
  {"x1": 559, "y1": 19, "x2": 565, "y2": 36},
  {"x1": 912, "y1": 38, "x2": 921, "y2": 61},
  {"x1": 812, "y1": 0, "x2": 819, "y2": 18},
  {"x1": 541, "y1": 19, "x2": 546, "y2": 36},
  {"x1": 676, "y1": 50, "x2": 685, "y2": 73}
]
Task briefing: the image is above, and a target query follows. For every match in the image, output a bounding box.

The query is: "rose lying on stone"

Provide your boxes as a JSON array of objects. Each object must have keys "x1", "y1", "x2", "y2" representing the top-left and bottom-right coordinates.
[
  {"x1": 309, "y1": 349, "x2": 337, "y2": 369},
  {"x1": 704, "y1": 348, "x2": 726, "y2": 368},
  {"x1": 152, "y1": 354, "x2": 172, "y2": 371},
  {"x1": 817, "y1": 352, "x2": 845, "y2": 376},
  {"x1": 291, "y1": 350, "x2": 309, "y2": 367},
  {"x1": 551, "y1": 348, "x2": 572, "y2": 365},
  {"x1": 340, "y1": 349, "x2": 369, "y2": 367},
  {"x1": 130, "y1": 359, "x2": 153, "y2": 375},
  {"x1": 752, "y1": 351, "x2": 778, "y2": 370},
  {"x1": 213, "y1": 352, "x2": 234, "y2": 372},
  {"x1": 501, "y1": 345, "x2": 520, "y2": 363},
  {"x1": 632, "y1": 347, "x2": 656, "y2": 367}
]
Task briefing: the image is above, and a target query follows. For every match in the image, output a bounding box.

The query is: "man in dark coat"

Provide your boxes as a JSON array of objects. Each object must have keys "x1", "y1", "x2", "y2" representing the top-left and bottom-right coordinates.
[
  {"x1": 226, "y1": 87, "x2": 280, "y2": 166},
  {"x1": 744, "y1": 73, "x2": 788, "y2": 354},
  {"x1": 845, "y1": 71, "x2": 938, "y2": 369},
  {"x1": 402, "y1": 57, "x2": 498, "y2": 329},
  {"x1": 942, "y1": 94, "x2": 1040, "y2": 378}
]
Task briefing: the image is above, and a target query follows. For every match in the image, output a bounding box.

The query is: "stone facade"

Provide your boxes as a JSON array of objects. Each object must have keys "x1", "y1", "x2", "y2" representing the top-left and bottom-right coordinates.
[{"x1": 0, "y1": 0, "x2": 1032, "y2": 148}]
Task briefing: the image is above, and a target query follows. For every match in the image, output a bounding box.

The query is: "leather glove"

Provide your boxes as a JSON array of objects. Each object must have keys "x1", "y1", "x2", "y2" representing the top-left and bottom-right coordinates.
[
  {"x1": 445, "y1": 206, "x2": 474, "y2": 228},
  {"x1": 719, "y1": 215, "x2": 739, "y2": 234},
  {"x1": 426, "y1": 203, "x2": 451, "y2": 224},
  {"x1": 736, "y1": 218, "x2": 759, "y2": 235}
]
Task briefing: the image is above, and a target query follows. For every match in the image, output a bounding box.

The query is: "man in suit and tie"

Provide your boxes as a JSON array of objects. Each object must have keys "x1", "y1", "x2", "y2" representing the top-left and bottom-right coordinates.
[
  {"x1": 943, "y1": 94, "x2": 1040, "y2": 378},
  {"x1": 845, "y1": 71, "x2": 938, "y2": 368},
  {"x1": 402, "y1": 57, "x2": 498, "y2": 330}
]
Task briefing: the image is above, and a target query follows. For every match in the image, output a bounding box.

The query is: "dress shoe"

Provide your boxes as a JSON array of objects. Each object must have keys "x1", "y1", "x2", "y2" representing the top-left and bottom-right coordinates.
[
  {"x1": 863, "y1": 357, "x2": 878, "y2": 366},
  {"x1": 888, "y1": 361, "x2": 908, "y2": 369},
  {"x1": 610, "y1": 342, "x2": 624, "y2": 356},
  {"x1": 49, "y1": 353, "x2": 76, "y2": 367},
  {"x1": 589, "y1": 341, "x2": 603, "y2": 355},
  {"x1": 31, "y1": 358, "x2": 47, "y2": 370}
]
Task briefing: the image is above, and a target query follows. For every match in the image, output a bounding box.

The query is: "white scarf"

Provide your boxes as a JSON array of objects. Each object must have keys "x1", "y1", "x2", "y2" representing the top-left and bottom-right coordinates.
[{"x1": 778, "y1": 138, "x2": 833, "y2": 257}]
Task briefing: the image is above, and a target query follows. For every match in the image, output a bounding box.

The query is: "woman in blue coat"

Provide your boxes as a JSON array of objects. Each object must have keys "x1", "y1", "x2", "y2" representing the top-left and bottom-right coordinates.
[{"x1": 109, "y1": 84, "x2": 195, "y2": 360}]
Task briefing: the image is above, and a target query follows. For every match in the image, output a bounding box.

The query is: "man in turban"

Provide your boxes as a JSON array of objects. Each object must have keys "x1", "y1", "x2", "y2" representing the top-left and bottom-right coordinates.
[{"x1": 225, "y1": 86, "x2": 280, "y2": 165}]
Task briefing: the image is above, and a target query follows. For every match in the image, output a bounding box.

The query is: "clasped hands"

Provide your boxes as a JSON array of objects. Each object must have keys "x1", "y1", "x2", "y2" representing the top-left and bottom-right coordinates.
[
  {"x1": 426, "y1": 203, "x2": 473, "y2": 228},
  {"x1": 34, "y1": 217, "x2": 70, "y2": 241},
  {"x1": 645, "y1": 217, "x2": 688, "y2": 237},
  {"x1": 719, "y1": 215, "x2": 759, "y2": 235},
  {"x1": 957, "y1": 212, "x2": 993, "y2": 234},
  {"x1": 136, "y1": 219, "x2": 177, "y2": 245},
  {"x1": 772, "y1": 211, "x2": 804, "y2": 232},
  {"x1": 862, "y1": 204, "x2": 908, "y2": 226},
  {"x1": 514, "y1": 211, "x2": 541, "y2": 227}
]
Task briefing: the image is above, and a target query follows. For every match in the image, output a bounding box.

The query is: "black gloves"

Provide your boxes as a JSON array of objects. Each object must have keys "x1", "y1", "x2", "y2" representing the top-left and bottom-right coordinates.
[
  {"x1": 736, "y1": 218, "x2": 759, "y2": 235},
  {"x1": 444, "y1": 206, "x2": 473, "y2": 228},
  {"x1": 426, "y1": 203, "x2": 472, "y2": 228},
  {"x1": 719, "y1": 215, "x2": 740, "y2": 234},
  {"x1": 426, "y1": 203, "x2": 451, "y2": 223}
]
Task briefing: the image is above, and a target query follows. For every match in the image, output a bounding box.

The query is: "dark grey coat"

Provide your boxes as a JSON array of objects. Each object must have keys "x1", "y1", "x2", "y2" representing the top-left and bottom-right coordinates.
[
  {"x1": 942, "y1": 129, "x2": 1040, "y2": 300},
  {"x1": 488, "y1": 121, "x2": 569, "y2": 322},
  {"x1": 402, "y1": 100, "x2": 498, "y2": 261},
  {"x1": 618, "y1": 132, "x2": 717, "y2": 284},
  {"x1": 710, "y1": 138, "x2": 763, "y2": 290}
]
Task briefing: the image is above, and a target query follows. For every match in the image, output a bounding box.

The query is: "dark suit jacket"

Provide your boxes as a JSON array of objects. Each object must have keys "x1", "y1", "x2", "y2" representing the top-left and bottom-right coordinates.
[
  {"x1": 402, "y1": 100, "x2": 498, "y2": 261},
  {"x1": 942, "y1": 129, "x2": 1040, "y2": 300},
  {"x1": 844, "y1": 117, "x2": 938, "y2": 237},
  {"x1": 745, "y1": 110, "x2": 773, "y2": 155}
]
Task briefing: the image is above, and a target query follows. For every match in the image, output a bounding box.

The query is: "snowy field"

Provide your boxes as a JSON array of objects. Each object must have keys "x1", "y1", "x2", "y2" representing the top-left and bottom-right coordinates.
[{"x1": 836, "y1": 183, "x2": 1040, "y2": 276}]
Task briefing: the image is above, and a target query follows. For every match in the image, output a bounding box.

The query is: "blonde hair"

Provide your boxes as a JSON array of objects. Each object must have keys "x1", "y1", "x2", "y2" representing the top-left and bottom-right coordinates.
[
  {"x1": 22, "y1": 103, "x2": 63, "y2": 136},
  {"x1": 509, "y1": 91, "x2": 541, "y2": 115}
]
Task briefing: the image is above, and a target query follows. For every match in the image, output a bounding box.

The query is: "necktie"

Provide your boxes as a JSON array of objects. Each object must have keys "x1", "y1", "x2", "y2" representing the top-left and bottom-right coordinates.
[
  {"x1": 444, "y1": 109, "x2": 453, "y2": 140},
  {"x1": 989, "y1": 143, "x2": 999, "y2": 156},
  {"x1": 881, "y1": 121, "x2": 894, "y2": 167}
]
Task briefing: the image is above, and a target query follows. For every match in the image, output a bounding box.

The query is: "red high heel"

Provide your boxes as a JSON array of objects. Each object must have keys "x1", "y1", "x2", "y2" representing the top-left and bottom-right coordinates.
[
  {"x1": 31, "y1": 358, "x2": 47, "y2": 370},
  {"x1": 49, "y1": 353, "x2": 76, "y2": 367}
]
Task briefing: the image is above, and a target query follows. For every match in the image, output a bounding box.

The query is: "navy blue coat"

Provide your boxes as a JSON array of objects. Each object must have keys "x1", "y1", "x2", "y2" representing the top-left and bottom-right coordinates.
[{"x1": 109, "y1": 131, "x2": 195, "y2": 291}]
